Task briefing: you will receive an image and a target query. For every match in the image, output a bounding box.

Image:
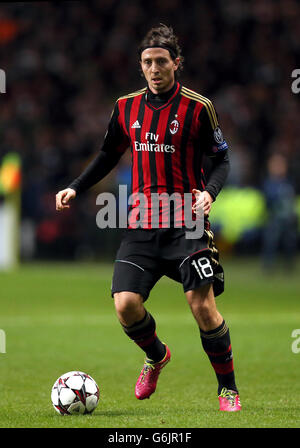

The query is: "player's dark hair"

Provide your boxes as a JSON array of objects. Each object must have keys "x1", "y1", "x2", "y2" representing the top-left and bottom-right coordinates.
[{"x1": 138, "y1": 24, "x2": 184, "y2": 74}]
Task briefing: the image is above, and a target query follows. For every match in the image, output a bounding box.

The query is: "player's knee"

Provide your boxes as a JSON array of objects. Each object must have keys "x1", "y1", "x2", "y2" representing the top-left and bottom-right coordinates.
[
  {"x1": 191, "y1": 301, "x2": 218, "y2": 331},
  {"x1": 186, "y1": 286, "x2": 217, "y2": 327},
  {"x1": 198, "y1": 303, "x2": 216, "y2": 327},
  {"x1": 192, "y1": 300, "x2": 212, "y2": 319},
  {"x1": 113, "y1": 291, "x2": 144, "y2": 320}
]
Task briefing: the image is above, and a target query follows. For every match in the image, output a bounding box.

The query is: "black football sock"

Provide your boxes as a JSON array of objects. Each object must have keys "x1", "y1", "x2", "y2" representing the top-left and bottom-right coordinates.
[
  {"x1": 121, "y1": 311, "x2": 166, "y2": 363},
  {"x1": 200, "y1": 320, "x2": 238, "y2": 395}
]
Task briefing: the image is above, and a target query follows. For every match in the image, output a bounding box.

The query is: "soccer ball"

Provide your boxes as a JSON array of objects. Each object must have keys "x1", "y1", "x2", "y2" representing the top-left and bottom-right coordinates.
[{"x1": 51, "y1": 371, "x2": 100, "y2": 415}]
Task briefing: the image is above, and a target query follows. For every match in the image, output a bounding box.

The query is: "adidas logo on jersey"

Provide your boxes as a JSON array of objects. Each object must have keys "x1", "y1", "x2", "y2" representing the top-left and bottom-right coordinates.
[
  {"x1": 215, "y1": 272, "x2": 224, "y2": 282},
  {"x1": 131, "y1": 120, "x2": 141, "y2": 129}
]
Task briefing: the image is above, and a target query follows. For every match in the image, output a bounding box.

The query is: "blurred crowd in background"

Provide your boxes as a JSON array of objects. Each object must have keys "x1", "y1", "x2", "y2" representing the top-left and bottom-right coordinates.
[{"x1": 0, "y1": 0, "x2": 299, "y2": 263}]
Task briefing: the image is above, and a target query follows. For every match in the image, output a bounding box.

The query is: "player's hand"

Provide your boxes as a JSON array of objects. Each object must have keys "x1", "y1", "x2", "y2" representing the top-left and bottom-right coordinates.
[
  {"x1": 56, "y1": 188, "x2": 76, "y2": 211},
  {"x1": 192, "y1": 189, "x2": 213, "y2": 217}
]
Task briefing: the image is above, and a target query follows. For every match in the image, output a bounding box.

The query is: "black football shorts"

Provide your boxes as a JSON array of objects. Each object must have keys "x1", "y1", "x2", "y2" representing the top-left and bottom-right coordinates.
[{"x1": 111, "y1": 227, "x2": 224, "y2": 301}]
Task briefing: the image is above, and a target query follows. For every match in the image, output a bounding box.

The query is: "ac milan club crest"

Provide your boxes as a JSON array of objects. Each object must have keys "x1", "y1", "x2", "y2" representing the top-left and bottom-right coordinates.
[{"x1": 169, "y1": 119, "x2": 180, "y2": 135}]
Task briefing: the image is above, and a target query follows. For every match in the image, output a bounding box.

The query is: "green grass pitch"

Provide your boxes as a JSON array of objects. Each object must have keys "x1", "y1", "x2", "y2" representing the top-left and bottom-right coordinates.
[{"x1": 0, "y1": 257, "x2": 299, "y2": 428}]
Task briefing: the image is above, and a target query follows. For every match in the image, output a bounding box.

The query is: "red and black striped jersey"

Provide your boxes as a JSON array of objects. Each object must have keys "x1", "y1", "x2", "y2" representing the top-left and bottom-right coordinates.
[{"x1": 69, "y1": 82, "x2": 229, "y2": 228}]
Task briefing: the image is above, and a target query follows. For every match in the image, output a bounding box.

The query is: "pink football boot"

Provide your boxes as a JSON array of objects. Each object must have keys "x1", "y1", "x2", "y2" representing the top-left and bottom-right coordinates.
[
  {"x1": 135, "y1": 345, "x2": 171, "y2": 400},
  {"x1": 218, "y1": 387, "x2": 241, "y2": 411}
]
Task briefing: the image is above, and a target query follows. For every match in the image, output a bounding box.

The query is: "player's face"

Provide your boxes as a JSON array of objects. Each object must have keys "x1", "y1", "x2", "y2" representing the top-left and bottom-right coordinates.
[{"x1": 140, "y1": 48, "x2": 180, "y2": 94}]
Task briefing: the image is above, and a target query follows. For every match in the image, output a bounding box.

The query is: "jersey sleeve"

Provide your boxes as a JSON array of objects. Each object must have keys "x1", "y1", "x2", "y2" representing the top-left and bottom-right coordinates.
[
  {"x1": 198, "y1": 103, "x2": 229, "y2": 157},
  {"x1": 198, "y1": 101, "x2": 230, "y2": 201},
  {"x1": 102, "y1": 101, "x2": 130, "y2": 155}
]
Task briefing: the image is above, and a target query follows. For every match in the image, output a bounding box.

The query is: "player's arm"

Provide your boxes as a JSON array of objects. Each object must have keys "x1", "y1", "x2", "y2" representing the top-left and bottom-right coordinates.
[
  {"x1": 56, "y1": 103, "x2": 129, "y2": 211},
  {"x1": 203, "y1": 150, "x2": 230, "y2": 201},
  {"x1": 193, "y1": 104, "x2": 230, "y2": 216}
]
